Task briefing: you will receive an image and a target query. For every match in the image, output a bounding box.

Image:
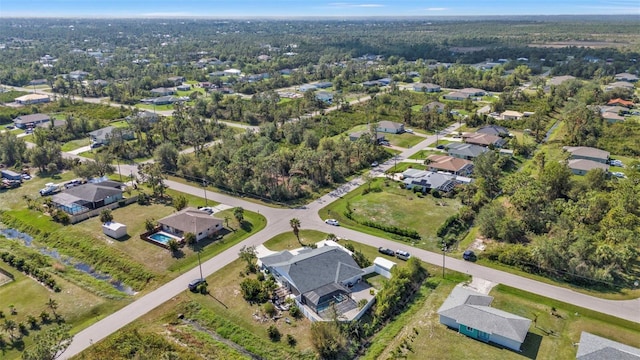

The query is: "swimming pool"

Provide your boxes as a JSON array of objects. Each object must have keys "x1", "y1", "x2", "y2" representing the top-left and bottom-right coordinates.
[{"x1": 148, "y1": 232, "x2": 178, "y2": 245}]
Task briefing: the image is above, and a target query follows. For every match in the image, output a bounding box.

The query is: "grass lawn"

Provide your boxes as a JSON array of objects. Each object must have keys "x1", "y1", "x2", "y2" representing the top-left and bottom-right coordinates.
[
  {"x1": 60, "y1": 138, "x2": 91, "y2": 152},
  {"x1": 319, "y1": 177, "x2": 462, "y2": 251},
  {"x1": 0, "y1": 264, "x2": 127, "y2": 360},
  {"x1": 0, "y1": 171, "x2": 79, "y2": 211},
  {"x1": 384, "y1": 133, "x2": 425, "y2": 148},
  {"x1": 366, "y1": 278, "x2": 640, "y2": 360},
  {"x1": 135, "y1": 103, "x2": 174, "y2": 111},
  {"x1": 408, "y1": 149, "x2": 444, "y2": 160},
  {"x1": 263, "y1": 229, "x2": 328, "y2": 251},
  {"x1": 384, "y1": 162, "x2": 426, "y2": 174}
]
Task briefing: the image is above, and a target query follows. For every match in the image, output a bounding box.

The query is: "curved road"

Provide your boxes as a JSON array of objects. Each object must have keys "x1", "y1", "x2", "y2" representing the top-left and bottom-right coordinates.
[{"x1": 60, "y1": 123, "x2": 640, "y2": 359}]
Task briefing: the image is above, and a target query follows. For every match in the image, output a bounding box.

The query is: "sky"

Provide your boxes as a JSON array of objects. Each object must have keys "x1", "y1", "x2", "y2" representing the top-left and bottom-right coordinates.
[{"x1": 0, "y1": 0, "x2": 639, "y2": 18}]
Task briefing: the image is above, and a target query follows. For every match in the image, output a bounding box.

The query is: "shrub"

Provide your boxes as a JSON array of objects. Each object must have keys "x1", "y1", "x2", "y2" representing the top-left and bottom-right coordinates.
[
  {"x1": 267, "y1": 325, "x2": 281, "y2": 342},
  {"x1": 286, "y1": 334, "x2": 297, "y2": 347},
  {"x1": 289, "y1": 305, "x2": 302, "y2": 319},
  {"x1": 264, "y1": 302, "x2": 277, "y2": 318}
]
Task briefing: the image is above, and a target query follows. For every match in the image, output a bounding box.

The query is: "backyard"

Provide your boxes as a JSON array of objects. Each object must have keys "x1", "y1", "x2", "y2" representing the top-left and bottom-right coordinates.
[{"x1": 320, "y1": 177, "x2": 462, "y2": 251}]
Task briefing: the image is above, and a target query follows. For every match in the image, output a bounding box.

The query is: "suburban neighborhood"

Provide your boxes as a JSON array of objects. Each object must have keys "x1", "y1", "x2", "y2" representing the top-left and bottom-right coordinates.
[{"x1": 0, "y1": 15, "x2": 639, "y2": 360}]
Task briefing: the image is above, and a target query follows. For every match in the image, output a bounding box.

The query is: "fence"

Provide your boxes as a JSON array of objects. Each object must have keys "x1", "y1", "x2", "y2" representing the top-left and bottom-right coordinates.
[{"x1": 69, "y1": 196, "x2": 138, "y2": 224}]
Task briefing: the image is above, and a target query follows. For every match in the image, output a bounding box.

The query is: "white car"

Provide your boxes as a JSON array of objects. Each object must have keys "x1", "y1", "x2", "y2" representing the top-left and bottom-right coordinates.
[
  {"x1": 325, "y1": 219, "x2": 339, "y2": 226},
  {"x1": 405, "y1": 129, "x2": 414, "y2": 134},
  {"x1": 198, "y1": 206, "x2": 215, "y2": 214},
  {"x1": 611, "y1": 172, "x2": 626, "y2": 178}
]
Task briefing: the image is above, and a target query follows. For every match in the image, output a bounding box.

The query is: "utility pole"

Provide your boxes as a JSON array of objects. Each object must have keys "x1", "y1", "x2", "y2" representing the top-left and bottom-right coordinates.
[
  {"x1": 442, "y1": 240, "x2": 446, "y2": 279},
  {"x1": 203, "y1": 180, "x2": 208, "y2": 206},
  {"x1": 197, "y1": 250, "x2": 203, "y2": 280}
]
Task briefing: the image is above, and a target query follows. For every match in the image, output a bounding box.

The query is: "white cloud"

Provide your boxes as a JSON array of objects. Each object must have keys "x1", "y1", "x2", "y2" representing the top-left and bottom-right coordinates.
[{"x1": 425, "y1": 7, "x2": 447, "y2": 11}]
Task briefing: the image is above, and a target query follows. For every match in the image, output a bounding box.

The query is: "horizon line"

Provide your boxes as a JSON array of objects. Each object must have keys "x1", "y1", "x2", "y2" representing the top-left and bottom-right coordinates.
[{"x1": 1, "y1": 14, "x2": 640, "y2": 19}]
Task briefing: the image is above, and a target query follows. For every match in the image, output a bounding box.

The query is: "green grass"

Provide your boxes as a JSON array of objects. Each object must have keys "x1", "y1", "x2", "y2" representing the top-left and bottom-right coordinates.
[
  {"x1": 319, "y1": 177, "x2": 462, "y2": 251},
  {"x1": 60, "y1": 138, "x2": 91, "y2": 152},
  {"x1": 408, "y1": 149, "x2": 444, "y2": 160},
  {"x1": 263, "y1": 229, "x2": 328, "y2": 251},
  {"x1": 384, "y1": 133, "x2": 425, "y2": 148},
  {"x1": 135, "y1": 103, "x2": 174, "y2": 111},
  {"x1": 384, "y1": 162, "x2": 426, "y2": 174},
  {"x1": 367, "y1": 278, "x2": 640, "y2": 360}
]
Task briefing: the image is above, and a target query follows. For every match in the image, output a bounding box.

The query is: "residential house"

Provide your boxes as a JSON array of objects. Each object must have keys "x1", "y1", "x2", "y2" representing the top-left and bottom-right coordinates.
[
  {"x1": 140, "y1": 96, "x2": 182, "y2": 106},
  {"x1": 548, "y1": 75, "x2": 576, "y2": 86},
  {"x1": 462, "y1": 133, "x2": 507, "y2": 148},
  {"x1": 13, "y1": 113, "x2": 50, "y2": 129},
  {"x1": 51, "y1": 181, "x2": 124, "y2": 215},
  {"x1": 602, "y1": 112, "x2": 625, "y2": 123},
  {"x1": 423, "y1": 101, "x2": 446, "y2": 113},
  {"x1": 426, "y1": 155, "x2": 474, "y2": 176},
  {"x1": 567, "y1": 159, "x2": 609, "y2": 175},
  {"x1": 279, "y1": 68, "x2": 292, "y2": 75},
  {"x1": 607, "y1": 98, "x2": 634, "y2": 108},
  {"x1": 29, "y1": 79, "x2": 47, "y2": 86},
  {"x1": 402, "y1": 170, "x2": 459, "y2": 193},
  {"x1": 223, "y1": 69, "x2": 242, "y2": 76},
  {"x1": 299, "y1": 84, "x2": 317, "y2": 92},
  {"x1": 209, "y1": 71, "x2": 226, "y2": 77},
  {"x1": 614, "y1": 72, "x2": 639, "y2": 82},
  {"x1": 576, "y1": 332, "x2": 640, "y2": 360},
  {"x1": 377, "y1": 78, "x2": 391, "y2": 86},
  {"x1": 460, "y1": 88, "x2": 487, "y2": 97},
  {"x1": 167, "y1": 76, "x2": 185, "y2": 85},
  {"x1": 37, "y1": 119, "x2": 66, "y2": 129},
  {"x1": 176, "y1": 84, "x2": 191, "y2": 91},
  {"x1": 127, "y1": 111, "x2": 159, "y2": 124},
  {"x1": 157, "y1": 207, "x2": 223, "y2": 242},
  {"x1": 348, "y1": 131, "x2": 385, "y2": 143},
  {"x1": 605, "y1": 81, "x2": 635, "y2": 91},
  {"x1": 91, "y1": 79, "x2": 109, "y2": 87},
  {"x1": 563, "y1": 146, "x2": 610, "y2": 163},
  {"x1": 14, "y1": 93, "x2": 50, "y2": 105},
  {"x1": 500, "y1": 110, "x2": 524, "y2": 120},
  {"x1": 443, "y1": 91, "x2": 469, "y2": 101},
  {"x1": 150, "y1": 87, "x2": 176, "y2": 97},
  {"x1": 413, "y1": 83, "x2": 441, "y2": 92},
  {"x1": 68, "y1": 70, "x2": 89, "y2": 80},
  {"x1": 376, "y1": 120, "x2": 405, "y2": 134},
  {"x1": 315, "y1": 91, "x2": 333, "y2": 104},
  {"x1": 89, "y1": 126, "x2": 134, "y2": 146},
  {"x1": 477, "y1": 125, "x2": 509, "y2": 137},
  {"x1": 258, "y1": 246, "x2": 365, "y2": 318},
  {"x1": 438, "y1": 286, "x2": 531, "y2": 352},
  {"x1": 447, "y1": 143, "x2": 488, "y2": 160},
  {"x1": 257, "y1": 55, "x2": 271, "y2": 61},
  {"x1": 315, "y1": 82, "x2": 333, "y2": 89}
]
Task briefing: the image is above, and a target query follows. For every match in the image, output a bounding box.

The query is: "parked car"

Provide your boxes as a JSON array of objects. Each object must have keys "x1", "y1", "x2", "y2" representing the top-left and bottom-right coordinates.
[
  {"x1": 610, "y1": 159, "x2": 624, "y2": 167},
  {"x1": 325, "y1": 219, "x2": 339, "y2": 226},
  {"x1": 436, "y1": 144, "x2": 445, "y2": 149},
  {"x1": 198, "y1": 206, "x2": 215, "y2": 214},
  {"x1": 188, "y1": 278, "x2": 206, "y2": 291},
  {"x1": 5, "y1": 125, "x2": 14, "y2": 130},
  {"x1": 611, "y1": 172, "x2": 626, "y2": 178},
  {"x1": 378, "y1": 247, "x2": 395, "y2": 256},
  {"x1": 21, "y1": 174, "x2": 31, "y2": 180},
  {"x1": 405, "y1": 129, "x2": 414, "y2": 134},
  {"x1": 463, "y1": 250, "x2": 476, "y2": 261},
  {"x1": 371, "y1": 161, "x2": 379, "y2": 167},
  {"x1": 395, "y1": 250, "x2": 411, "y2": 261},
  {"x1": 379, "y1": 140, "x2": 390, "y2": 146}
]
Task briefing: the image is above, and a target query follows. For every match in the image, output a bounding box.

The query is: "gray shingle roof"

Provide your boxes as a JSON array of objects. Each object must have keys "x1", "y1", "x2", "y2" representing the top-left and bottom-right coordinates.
[
  {"x1": 267, "y1": 246, "x2": 364, "y2": 295},
  {"x1": 56, "y1": 182, "x2": 123, "y2": 203},
  {"x1": 577, "y1": 332, "x2": 640, "y2": 360},
  {"x1": 563, "y1": 146, "x2": 610, "y2": 160},
  {"x1": 14, "y1": 113, "x2": 50, "y2": 124},
  {"x1": 447, "y1": 143, "x2": 488, "y2": 158},
  {"x1": 477, "y1": 125, "x2": 509, "y2": 136},
  {"x1": 158, "y1": 207, "x2": 223, "y2": 235},
  {"x1": 438, "y1": 286, "x2": 531, "y2": 344}
]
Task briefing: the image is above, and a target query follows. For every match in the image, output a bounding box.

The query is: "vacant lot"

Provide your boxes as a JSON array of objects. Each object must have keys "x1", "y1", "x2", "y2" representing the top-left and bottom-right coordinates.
[{"x1": 320, "y1": 178, "x2": 462, "y2": 251}]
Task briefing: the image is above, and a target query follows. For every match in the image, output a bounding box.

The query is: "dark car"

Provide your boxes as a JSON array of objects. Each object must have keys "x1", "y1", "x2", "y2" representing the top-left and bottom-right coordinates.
[
  {"x1": 436, "y1": 144, "x2": 445, "y2": 149},
  {"x1": 378, "y1": 247, "x2": 395, "y2": 256},
  {"x1": 463, "y1": 250, "x2": 476, "y2": 261},
  {"x1": 188, "y1": 278, "x2": 206, "y2": 291}
]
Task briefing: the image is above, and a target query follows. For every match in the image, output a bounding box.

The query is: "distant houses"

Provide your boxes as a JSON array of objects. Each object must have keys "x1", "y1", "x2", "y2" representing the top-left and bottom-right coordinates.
[
  {"x1": 150, "y1": 87, "x2": 176, "y2": 97},
  {"x1": 376, "y1": 121, "x2": 404, "y2": 134},
  {"x1": 15, "y1": 93, "x2": 50, "y2": 105},
  {"x1": 13, "y1": 113, "x2": 50, "y2": 129},
  {"x1": 447, "y1": 143, "x2": 488, "y2": 160},
  {"x1": 563, "y1": 146, "x2": 610, "y2": 175},
  {"x1": 413, "y1": 83, "x2": 441, "y2": 92},
  {"x1": 576, "y1": 331, "x2": 640, "y2": 359}
]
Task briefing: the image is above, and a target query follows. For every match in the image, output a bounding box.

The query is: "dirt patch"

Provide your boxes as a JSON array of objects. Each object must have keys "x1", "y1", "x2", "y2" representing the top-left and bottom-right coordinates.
[{"x1": 468, "y1": 237, "x2": 487, "y2": 252}]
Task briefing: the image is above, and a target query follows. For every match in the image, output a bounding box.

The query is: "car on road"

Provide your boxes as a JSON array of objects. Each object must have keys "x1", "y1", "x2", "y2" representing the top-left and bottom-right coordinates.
[
  {"x1": 371, "y1": 161, "x2": 379, "y2": 167},
  {"x1": 378, "y1": 247, "x2": 395, "y2": 256},
  {"x1": 463, "y1": 250, "x2": 476, "y2": 261},
  {"x1": 405, "y1": 129, "x2": 414, "y2": 134},
  {"x1": 325, "y1": 219, "x2": 339, "y2": 226},
  {"x1": 436, "y1": 144, "x2": 445, "y2": 149},
  {"x1": 188, "y1": 278, "x2": 206, "y2": 291}
]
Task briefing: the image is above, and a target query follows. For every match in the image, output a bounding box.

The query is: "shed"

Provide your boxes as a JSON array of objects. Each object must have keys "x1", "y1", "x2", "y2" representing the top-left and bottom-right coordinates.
[
  {"x1": 373, "y1": 257, "x2": 396, "y2": 279},
  {"x1": 1, "y1": 170, "x2": 22, "y2": 181},
  {"x1": 102, "y1": 221, "x2": 127, "y2": 239}
]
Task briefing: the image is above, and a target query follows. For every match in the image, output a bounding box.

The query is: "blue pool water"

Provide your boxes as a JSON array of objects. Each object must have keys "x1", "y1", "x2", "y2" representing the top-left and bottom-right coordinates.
[{"x1": 149, "y1": 232, "x2": 174, "y2": 244}]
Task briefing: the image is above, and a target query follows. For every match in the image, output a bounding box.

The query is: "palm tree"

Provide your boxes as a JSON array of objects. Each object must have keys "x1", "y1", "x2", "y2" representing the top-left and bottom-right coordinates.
[
  {"x1": 290, "y1": 218, "x2": 301, "y2": 245},
  {"x1": 99, "y1": 209, "x2": 113, "y2": 224},
  {"x1": 47, "y1": 298, "x2": 58, "y2": 318},
  {"x1": 2, "y1": 319, "x2": 16, "y2": 342}
]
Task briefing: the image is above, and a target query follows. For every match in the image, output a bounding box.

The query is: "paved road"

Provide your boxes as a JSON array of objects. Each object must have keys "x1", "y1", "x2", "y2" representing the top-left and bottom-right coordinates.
[{"x1": 60, "y1": 121, "x2": 640, "y2": 359}]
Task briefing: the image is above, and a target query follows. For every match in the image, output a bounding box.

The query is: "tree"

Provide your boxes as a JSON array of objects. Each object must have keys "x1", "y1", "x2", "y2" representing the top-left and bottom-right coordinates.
[
  {"x1": 238, "y1": 245, "x2": 257, "y2": 272},
  {"x1": 167, "y1": 239, "x2": 180, "y2": 253},
  {"x1": 153, "y1": 142, "x2": 179, "y2": 172},
  {"x1": 144, "y1": 218, "x2": 156, "y2": 232},
  {"x1": 233, "y1": 207, "x2": 245, "y2": 223},
  {"x1": 22, "y1": 324, "x2": 72, "y2": 360},
  {"x1": 267, "y1": 324, "x2": 281, "y2": 342},
  {"x1": 184, "y1": 232, "x2": 197, "y2": 249},
  {"x1": 172, "y1": 194, "x2": 187, "y2": 211},
  {"x1": 290, "y1": 218, "x2": 301, "y2": 245},
  {"x1": 47, "y1": 298, "x2": 59, "y2": 318},
  {"x1": 2, "y1": 319, "x2": 17, "y2": 342},
  {"x1": 99, "y1": 209, "x2": 113, "y2": 224},
  {"x1": 310, "y1": 321, "x2": 347, "y2": 359},
  {"x1": 138, "y1": 163, "x2": 166, "y2": 198}
]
